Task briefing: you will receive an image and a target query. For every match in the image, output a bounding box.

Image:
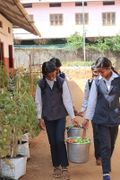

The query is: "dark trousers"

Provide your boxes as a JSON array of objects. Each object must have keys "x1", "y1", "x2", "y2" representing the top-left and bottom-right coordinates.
[
  {"x1": 92, "y1": 122, "x2": 101, "y2": 160},
  {"x1": 44, "y1": 117, "x2": 69, "y2": 167},
  {"x1": 97, "y1": 125, "x2": 118, "y2": 174}
]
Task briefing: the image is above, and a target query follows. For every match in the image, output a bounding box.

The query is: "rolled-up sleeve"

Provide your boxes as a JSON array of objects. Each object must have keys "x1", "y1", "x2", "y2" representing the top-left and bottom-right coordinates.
[
  {"x1": 62, "y1": 81, "x2": 75, "y2": 119},
  {"x1": 35, "y1": 84, "x2": 42, "y2": 120},
  {"x1": 85, "y1": 80, "x2": 97, "y2": 120}
]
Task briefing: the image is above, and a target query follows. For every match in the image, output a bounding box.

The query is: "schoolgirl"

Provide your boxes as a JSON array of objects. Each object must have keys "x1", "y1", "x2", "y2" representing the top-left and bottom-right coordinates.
[
  {"x1": 79, "y1": 64, "x2": 101, "y2": 165},
  {"x1": 83, "y1": 57, "x2": 120, "y2": 180},
  {"x1": 35, "y1": 61, "x2": 79, "y2": 179}
]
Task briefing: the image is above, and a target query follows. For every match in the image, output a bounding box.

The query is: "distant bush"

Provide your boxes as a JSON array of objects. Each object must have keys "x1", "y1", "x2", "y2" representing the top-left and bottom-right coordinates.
[
  {"x1": 66, "y1": 32, "x2": 83, "y2": 50},
  {"x1": 66, "y1": 34, "x2": 120, "y2": 53}
]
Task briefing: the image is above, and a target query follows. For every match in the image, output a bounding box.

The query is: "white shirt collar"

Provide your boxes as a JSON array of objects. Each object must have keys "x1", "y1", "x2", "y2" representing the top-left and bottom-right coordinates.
[
  {"x1": 46, "y1": 78, "x2": 56, "y2": 89},
  {"x1": 46, "y1": 78, "x2": 56, "y2": 82},
  {"x1": 102, "y1": 71, "x2": 119, "y2": 82}
]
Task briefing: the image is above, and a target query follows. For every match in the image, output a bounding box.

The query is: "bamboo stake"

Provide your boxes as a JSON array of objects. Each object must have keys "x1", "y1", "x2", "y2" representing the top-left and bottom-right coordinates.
[{"x1": 29, "y1": 54, "x2": 33, "y2": 96}]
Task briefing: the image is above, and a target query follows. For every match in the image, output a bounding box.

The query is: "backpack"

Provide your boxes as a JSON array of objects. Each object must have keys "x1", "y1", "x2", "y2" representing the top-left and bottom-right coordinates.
[{"x1": 88, "y1": 79, "x2": 93, "y2": 90}]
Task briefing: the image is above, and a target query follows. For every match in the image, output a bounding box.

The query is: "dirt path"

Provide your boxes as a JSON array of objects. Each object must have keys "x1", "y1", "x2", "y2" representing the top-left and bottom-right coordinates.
[{"x1": 21, "y1": 71, "x2": 120, "y2": 180}]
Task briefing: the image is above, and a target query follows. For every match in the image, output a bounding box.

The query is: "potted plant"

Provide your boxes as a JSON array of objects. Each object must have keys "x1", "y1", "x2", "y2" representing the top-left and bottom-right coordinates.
[
  {"x1": 0, "y1": 90, "x2": 27, "y2": 180},
  {"x1": 0, "y1": 68, "x2": 39, "y2": 179}
]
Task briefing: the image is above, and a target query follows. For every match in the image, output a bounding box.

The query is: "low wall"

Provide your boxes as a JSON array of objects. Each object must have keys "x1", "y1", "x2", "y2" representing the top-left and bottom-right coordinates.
[{"x1": 14, "y1": 47, "x2": 120, "y2": 70}]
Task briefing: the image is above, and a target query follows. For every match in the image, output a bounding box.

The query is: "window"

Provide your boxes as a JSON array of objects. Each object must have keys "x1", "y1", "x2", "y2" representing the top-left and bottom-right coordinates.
[
  {"x1": 0, "y1": 21, "x2": 3, "y2": 28},
  {"x1": 50, "y1": 14, "x2": 63, "y2": 25},
  {"x1": 102, "y1": 12, "x2": 115, "y2": 26},
  {"x1": 103, "y1": 1, "x2": 115, "y2": 5},
  {"x1": 22, "y1": 3, "x2": 32, "y2": 8},
  {"x1": 49, "y1": 3, "x2": 61, "y2": 7},
  {"x1": 75, "y1": 2, "x2": 87, "y2": 6},
  {"x1": 75, "y1": 13, "x2": 88, "y2": 25}
]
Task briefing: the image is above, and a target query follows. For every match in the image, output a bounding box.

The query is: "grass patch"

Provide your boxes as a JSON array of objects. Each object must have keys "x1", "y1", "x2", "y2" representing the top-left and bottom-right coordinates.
[{"x1": 62, "y1": 60, "x2": 93, "y2": 67}]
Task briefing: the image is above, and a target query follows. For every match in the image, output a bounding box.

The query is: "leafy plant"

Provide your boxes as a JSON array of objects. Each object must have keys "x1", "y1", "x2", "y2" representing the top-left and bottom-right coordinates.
[
  {"x1": 111, "y1": 35, "x2": 120, "y2": 52},
  {"x1": 88, "y1": 37, "x2": 110, "y2": 53},
  {"x1": 0, "y1": 68, "x2": 39, "y2": 158},
  {"x1": 66, "y1": 33, "x2": 83, "y2": 50},
  {"x1": 66, "y1": 33, "x2": 120, "y2": 54},
  {"x1": 0, "y1": 65, "x2": 8, "y2": 89}
]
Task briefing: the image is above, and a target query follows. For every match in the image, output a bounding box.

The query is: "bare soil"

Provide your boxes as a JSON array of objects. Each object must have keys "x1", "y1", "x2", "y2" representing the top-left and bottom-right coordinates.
[{"x1": 21, "y1": 68, "x2": 120, "y2": 180}]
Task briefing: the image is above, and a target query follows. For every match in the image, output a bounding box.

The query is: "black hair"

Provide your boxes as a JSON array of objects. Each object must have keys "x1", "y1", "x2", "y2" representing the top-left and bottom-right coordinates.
[
  {"x1": 111, "y1": 66, "x2": 119, "y2": 74},
  {"x1": 49, "y1": 57, "x2": 62, "y2": 67},
  {"x1": 91, "y1": 63, "x2": 96, "y2": 70},
  {"x1": 95, "y1": 57, "x2": 112, "y2": 69},
  {"x1": 42, "y1": 61, "x2": 56, "y2": 76}
]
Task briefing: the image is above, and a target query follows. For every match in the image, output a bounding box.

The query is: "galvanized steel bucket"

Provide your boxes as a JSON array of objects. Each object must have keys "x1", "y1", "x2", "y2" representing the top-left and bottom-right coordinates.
[
  {"x1": 66, "y1": 125, "x2": 82, "y2": 137},
  {"x1": 66, "y1": 128, "x2": 90, "y2": 164},
  {"x1": 67, "y1": 137, "x2": 90, "y2": 163}
]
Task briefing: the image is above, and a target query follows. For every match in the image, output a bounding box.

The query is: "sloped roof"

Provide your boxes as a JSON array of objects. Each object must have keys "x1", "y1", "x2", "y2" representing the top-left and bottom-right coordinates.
[
  {"x1": 0, "y1": 0, "x2": 40, "y2": 36},
  {"x1": 21, "y1": 0, "x2": 114, "y2": 3}
]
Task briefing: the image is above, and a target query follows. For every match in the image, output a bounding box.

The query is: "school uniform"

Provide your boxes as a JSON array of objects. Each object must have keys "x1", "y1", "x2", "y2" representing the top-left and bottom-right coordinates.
[
  {"x1": 35, "y1": 76, "x2": 75, "y2": 167},
  {"x1": 85, "y1": 72, "x2": 120, "y2": 174},
  {"x1": 81, "y1": 78, "x2": 101, "y2": 161}
]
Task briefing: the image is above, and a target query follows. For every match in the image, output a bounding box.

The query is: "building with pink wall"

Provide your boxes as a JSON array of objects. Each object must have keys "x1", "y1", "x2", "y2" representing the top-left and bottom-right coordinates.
[{"x1": 14, "y1": 0, "x2": 120, "y2": 41}]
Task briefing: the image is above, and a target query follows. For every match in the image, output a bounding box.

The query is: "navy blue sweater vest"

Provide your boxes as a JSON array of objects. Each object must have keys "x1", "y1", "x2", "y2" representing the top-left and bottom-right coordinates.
[
  {"x1": 38, "y1": 76, "x2": 68, "y2": 121},
  {"x1": 93, "y1": 76, "x2": 120, "y2": 126}
]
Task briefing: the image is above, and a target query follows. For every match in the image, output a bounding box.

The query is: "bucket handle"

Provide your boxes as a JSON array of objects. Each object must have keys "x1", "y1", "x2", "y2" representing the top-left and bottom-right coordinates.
[
  {"x1": 66, "y1": 125, "x2": 87, "y2": 139},
  {"x1": 66, "y1": 125, "x2": 84, "y2": 132}
]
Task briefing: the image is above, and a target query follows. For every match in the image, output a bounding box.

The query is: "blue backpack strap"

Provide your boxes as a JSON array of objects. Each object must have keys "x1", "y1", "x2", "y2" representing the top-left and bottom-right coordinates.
[{"x1": 59, "y1": 72, "x2": 66, "y2": 79}]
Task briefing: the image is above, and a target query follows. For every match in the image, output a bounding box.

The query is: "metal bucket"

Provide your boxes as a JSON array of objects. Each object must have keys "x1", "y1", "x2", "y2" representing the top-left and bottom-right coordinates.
[
  {"x1": 67, "y1": 137, "x2": 90, "y2": 164},
  {"x1": 66, "y1": 126, "x2": 81, "y2": 137}
]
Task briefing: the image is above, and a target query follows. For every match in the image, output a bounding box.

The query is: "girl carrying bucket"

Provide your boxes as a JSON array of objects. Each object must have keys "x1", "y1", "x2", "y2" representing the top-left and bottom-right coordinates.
[
  {"x1": 78, "y1": 64, "x2": 101, "y2": 166},
  {"x1": 82, "y1": 57, "x2": 120, "y2": 180},
  {"x1": 35, "y1": 61, "x2": 79, "y2": 179}
]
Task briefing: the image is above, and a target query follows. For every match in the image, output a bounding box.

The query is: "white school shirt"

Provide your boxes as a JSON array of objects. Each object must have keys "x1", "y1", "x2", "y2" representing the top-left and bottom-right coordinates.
[
  {"x1": 35, "y1": 78, "x2": 75, "y2": 120},
  {"x1": 81, "y1": 80, "x2": 91, "y2": 112},
  {"x1": 85, "y1": 71, "x2": 119, "y2": 120},
  {"x1": 81, "y1": 77, "x2": 97, "y2": 112}
]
